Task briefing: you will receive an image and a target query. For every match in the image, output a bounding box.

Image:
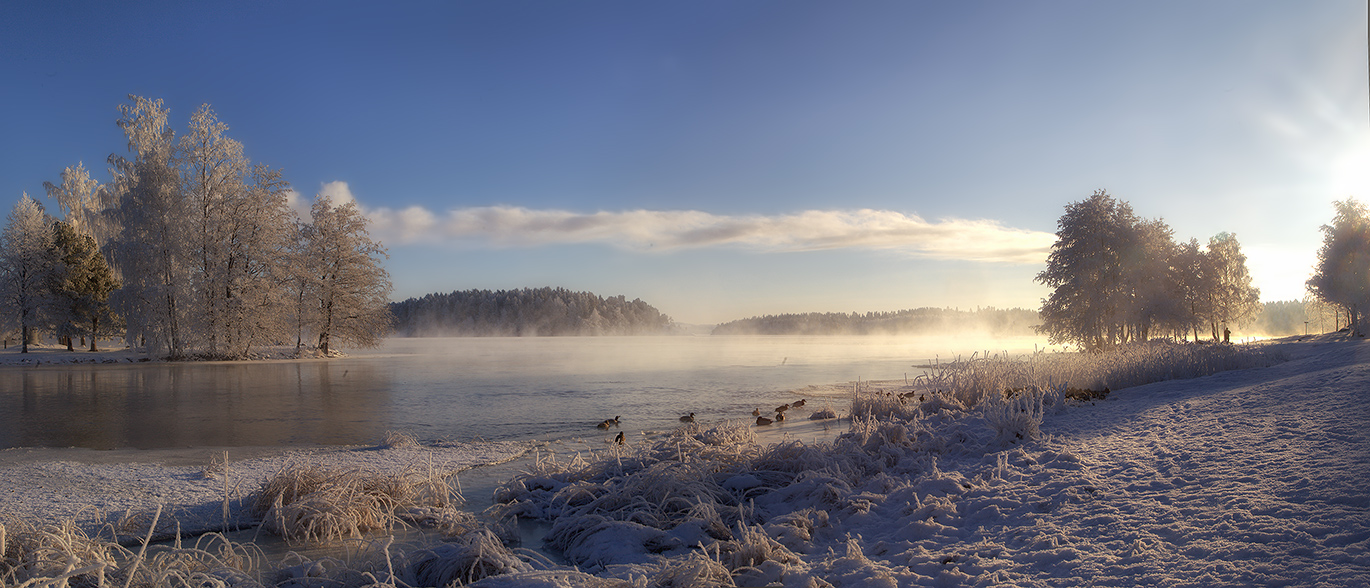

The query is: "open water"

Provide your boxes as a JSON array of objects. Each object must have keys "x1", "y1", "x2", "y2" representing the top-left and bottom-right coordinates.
[{"x1": 0, "y1": 335, "x2": 1048, "y2": 449}]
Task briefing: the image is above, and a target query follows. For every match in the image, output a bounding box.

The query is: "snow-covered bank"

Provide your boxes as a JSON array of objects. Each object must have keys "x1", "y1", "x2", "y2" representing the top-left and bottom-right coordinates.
[
  {"x1": 483, "y1": 338, "x2": 1366, "y2": 586},
  {"x1": 0, "y1": 442, "x2": 534, "y2": 543},
  {"x1": 1, "y1": 338, "x2": 1365, "y2": 587},
  {"x1": 0, "y1": 343, "x2": 342, "y2": 366}
]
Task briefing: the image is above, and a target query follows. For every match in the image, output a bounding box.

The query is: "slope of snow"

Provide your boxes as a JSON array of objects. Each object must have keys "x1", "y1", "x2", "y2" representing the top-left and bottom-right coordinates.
[{"x1": 488, "y1": 339, "x2": 1369, "y2": 586}]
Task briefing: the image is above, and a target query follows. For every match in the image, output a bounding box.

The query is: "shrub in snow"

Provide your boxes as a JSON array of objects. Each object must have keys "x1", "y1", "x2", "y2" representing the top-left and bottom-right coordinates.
[
  {"x1": 763, "y1": 508, "x2": 830, "y2": 552},
  {"x1": 406, "y1": 529, "x2": 530, "y2": 586},
  {"x1": 378, "y1": 430, "x2": 420, "y2": 450},
  {"x1": 981, "y1": 384, "x2": 1057, "y2": 445},
  {"x1": 646, "y1": 552, "x2": 733, "y2": 588},
  {"x1": 722, "y1": 521, "x2": 802, "y2": 570},
  {"x1": 255, "y1": 466, "x2": 463, "y2": 543}
]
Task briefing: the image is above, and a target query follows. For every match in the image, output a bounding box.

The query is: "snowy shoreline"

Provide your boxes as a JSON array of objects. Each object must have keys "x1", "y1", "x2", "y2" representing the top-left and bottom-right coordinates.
[
  {"x1": 1, "y1": 337, "x2": 1366, "y2": 586},
  {"x1": 0, "y1": 418, "x2": 845, "y2": 541},
  {"x1": 0, "y1": 343, "x2": 345, "y2": 366}
]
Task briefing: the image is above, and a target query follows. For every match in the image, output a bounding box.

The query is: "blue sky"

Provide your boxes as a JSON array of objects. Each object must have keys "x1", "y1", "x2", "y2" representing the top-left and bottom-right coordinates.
[{"x1": 2, "y1": 1, "x2": 1366, "y2": 324}]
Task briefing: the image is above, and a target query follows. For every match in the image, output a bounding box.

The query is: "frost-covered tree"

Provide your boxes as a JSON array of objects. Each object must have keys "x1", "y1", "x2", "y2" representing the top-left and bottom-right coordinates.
[
  {"x1": 1038, "y1": 190, "x2": 1264, "y2": 348},
  {"x1": 43, "y1": 162, "x2": 113, "y2": 246},
  {"x1": 284, "y1": 221, "x2": 314, "y2": 353},
  {"x1": 1204, "y1": 233, "x2": 1260, "y2": 339},
  {"x1": 218, "y1": 164, "x2": 296, "y2": 356},
  {"x1": 0, "y1": 195, "x2": 55, "y2": 352},
  {"x1": 1122, "y1": 218, "x2": 1180, "y2": 342},
  {"x1": 1171, "y1": 238, "x2": 1214, "y2": 341},
  {"x1": 15, "y1": 94, "x2": 394, "y2": 358},
  {"x1": 47, "y1": 221, "x2": 121, "y2": 351},
  {"x1": 180, "y1": 103, "x2": 250, "y2": 355},
  {"x1": 1307, "y1": 198, "x2": 1370, "y2": 336},
  {"x1": 299, "y1": 194, "x2": 392, "y2": 354},
  {"x1": 107, "y1": 95, "x2": 194, "y2": 357},
  {"x1": 177, "y1": 106, "x2": 297, "y2": 357},
  {"x1": 1036, "y1": 190, "x2": 1141, "y2": 350}
]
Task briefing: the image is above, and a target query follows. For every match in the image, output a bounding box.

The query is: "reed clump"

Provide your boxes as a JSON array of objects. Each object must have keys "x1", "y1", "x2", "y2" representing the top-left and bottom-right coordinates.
[
  {"x1": 254, "y1": 465, "x2": 463, "y2": 544},
  {"x1": 378, "y1": 430, "x2": 421, "y2": 450},
  {"x1": 1, "y1": 518, "x2": 117, "y2": 588}
]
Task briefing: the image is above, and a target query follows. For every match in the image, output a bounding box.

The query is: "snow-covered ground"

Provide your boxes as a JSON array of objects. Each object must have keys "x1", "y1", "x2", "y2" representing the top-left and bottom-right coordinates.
[
  {"x1": 0, "y1": 342, "x2": 147, "y2": 365},
  {"x1": 0, "y1": 441, "x2": 535, "y2": 543},
  {"x1": 0, "y1": 342, "x2": 340, "y2": 365},
  {"x1": 1, "y1": 338, "x2": 1366, "y2": 586}
]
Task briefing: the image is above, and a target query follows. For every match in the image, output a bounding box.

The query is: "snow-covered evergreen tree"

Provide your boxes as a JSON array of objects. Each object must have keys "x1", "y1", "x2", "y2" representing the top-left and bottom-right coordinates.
[
  {"x1": 1307, "y1": 198, "x2": 1370, "y2": 336},
  {"x1": 389, "y1": 287, "x2": 676, "y2": 337},
  {"x1": 0, "y1": 194, "x2": 55, "y2": 352},
  {"x1": 47, "y1": 221, "x2": 121, "y2": 351}
]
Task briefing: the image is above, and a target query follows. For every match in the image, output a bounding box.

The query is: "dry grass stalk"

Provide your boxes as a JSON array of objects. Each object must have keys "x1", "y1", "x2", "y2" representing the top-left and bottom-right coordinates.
[
  {"x1": 256, "y1": 465, "x2": 465, "y2": 544},
  {"x1": 379, "y1": 430, "x2": 421, "y2": 450},
  {"x1": 1, "y1": 518, "x2": 120, "y2": 588}
]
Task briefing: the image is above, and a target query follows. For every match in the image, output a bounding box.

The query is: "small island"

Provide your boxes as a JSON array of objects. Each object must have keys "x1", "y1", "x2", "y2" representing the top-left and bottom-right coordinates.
[{"x1": 389, "y1": 287, "x2": 675, "y2": 337}]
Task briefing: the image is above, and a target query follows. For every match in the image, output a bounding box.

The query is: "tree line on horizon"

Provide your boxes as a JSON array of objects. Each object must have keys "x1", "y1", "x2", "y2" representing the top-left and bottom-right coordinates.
[
  {"x1": 1036, "y1": 190, "x2": 1370, "y2": 350},
  {"x1": 0, "y1": 95, "x2": 393, "y2": 359},
  {"x1": 710, "y1": 307, "x2": 1040, "y2": 336},
  {"x1": 389, "y1": 287, "x2": 675, "y2": 337}
]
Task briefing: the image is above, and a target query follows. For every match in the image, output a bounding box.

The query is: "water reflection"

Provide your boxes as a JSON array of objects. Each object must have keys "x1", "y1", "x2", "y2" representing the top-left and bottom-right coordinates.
[{"x1": 0, "y1": 362, "x2": 392, "y2": 449}]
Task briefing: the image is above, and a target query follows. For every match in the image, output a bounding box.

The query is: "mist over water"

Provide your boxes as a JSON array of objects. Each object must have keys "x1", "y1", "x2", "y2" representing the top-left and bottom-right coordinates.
[{"x1": 0, "y1": 335, "x2": 1049, "y2": 450}]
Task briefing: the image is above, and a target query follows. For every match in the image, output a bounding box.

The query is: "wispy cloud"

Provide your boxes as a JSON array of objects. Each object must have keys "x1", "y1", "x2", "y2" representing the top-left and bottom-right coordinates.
[{"x1": 310, "y1": 182, "x2": 1054, "y2": 264}]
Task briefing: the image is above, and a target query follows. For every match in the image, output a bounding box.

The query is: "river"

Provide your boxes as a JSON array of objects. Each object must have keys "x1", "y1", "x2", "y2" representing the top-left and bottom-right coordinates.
[{"x1": 0, "y1": 335, "x2": 1049, "y2": 449}]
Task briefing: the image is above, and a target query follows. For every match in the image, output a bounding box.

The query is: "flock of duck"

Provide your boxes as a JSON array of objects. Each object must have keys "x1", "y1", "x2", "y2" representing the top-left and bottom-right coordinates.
[
  {"x1": 594, "y1": 399, "x2": 809, "y2": 443},
  {"x1": 679, "y1": 398, "x2": 808, "y2": 427},
  {"x1": 594, "y1": 416, "x2": 625, "y2": 444},
  {"x1": 752, "y1": 398, "x2": 804, "y2": 425}
]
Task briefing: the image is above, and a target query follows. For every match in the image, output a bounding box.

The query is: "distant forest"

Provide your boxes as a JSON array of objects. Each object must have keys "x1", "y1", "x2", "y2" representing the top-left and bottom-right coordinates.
[
  {"x1": 1247, "y1": 299, "x2": 1348, "y2": 337},
  {"x1": 711, "y1": 307, "x2": 1041, "y2": 336},
  {"x1": 390, "y1": 287, "x2": 675, "y2": 336},
  {"x1": 708, "y1": 301, "x2": 1325, "y2": 338}
]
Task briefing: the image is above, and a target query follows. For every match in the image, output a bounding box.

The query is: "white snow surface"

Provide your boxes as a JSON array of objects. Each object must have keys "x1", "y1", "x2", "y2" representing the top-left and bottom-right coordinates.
[
  {"x1": 0, "y1": 441, "x2": 533, "y2": 542},
  {"x1": 1, "y1": 338, "x2": 1367, "y2": 587}
]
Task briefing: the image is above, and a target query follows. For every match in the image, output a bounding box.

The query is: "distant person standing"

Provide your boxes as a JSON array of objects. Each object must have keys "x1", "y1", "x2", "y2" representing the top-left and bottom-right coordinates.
[{"x1": 1223, "y1": 327, "x2": 1231, "y2": 344}]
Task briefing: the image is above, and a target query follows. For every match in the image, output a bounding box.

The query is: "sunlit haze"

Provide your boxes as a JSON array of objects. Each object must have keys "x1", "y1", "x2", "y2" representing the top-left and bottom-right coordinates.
[{"x1": 3, "y1": 1, "x2": 1366, "y2": 324}]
